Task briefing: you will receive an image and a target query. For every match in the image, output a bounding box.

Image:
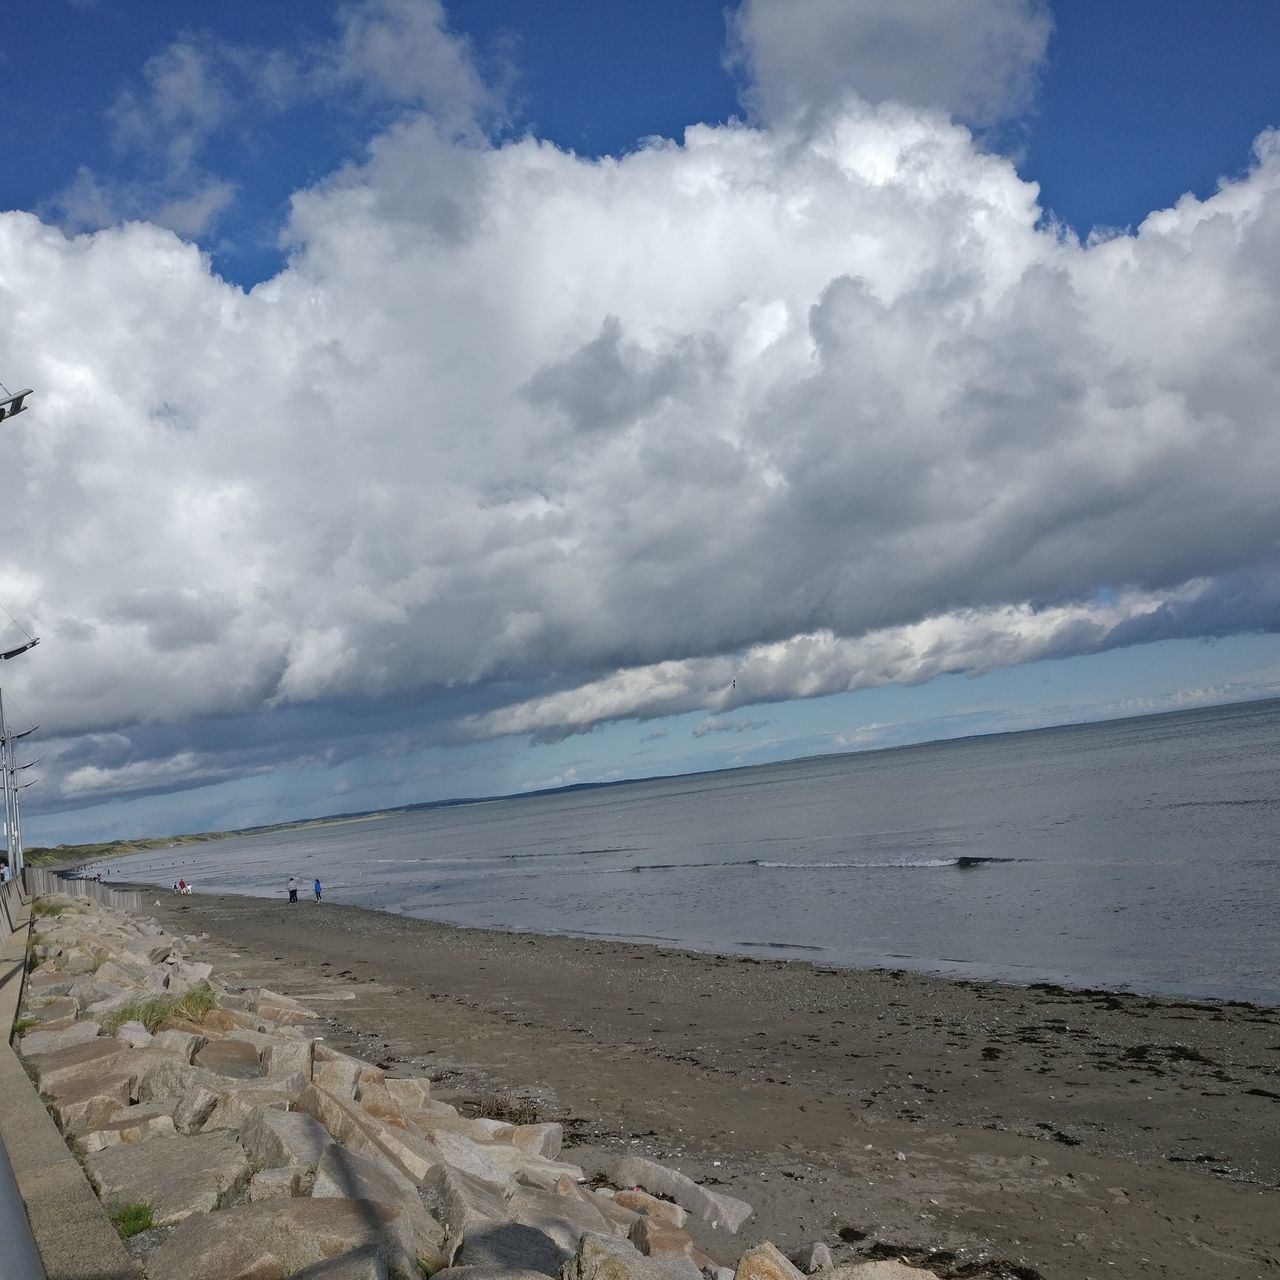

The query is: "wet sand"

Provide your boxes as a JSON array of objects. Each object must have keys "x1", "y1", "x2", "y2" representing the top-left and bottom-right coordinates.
[{"x1": 136, "y1": 890, "x2": 1279, "y2": 1280}]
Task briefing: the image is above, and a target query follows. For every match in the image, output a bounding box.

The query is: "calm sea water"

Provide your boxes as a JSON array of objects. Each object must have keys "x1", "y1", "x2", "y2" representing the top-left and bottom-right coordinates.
[{"x1": 103, "y1": 699, "x2": 1280, "y2": 1005}]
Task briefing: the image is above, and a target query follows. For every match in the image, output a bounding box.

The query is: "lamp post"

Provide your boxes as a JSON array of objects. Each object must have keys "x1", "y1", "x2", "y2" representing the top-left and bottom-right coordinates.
[{"x1": 0, "y1": 382, "x2": 37, "y2": 880}]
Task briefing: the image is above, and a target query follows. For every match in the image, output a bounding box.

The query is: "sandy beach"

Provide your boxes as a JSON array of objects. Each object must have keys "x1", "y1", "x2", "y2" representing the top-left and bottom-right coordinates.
[{"x1": 132, "y1": 889, "x2": 1279, "y2": 1280}]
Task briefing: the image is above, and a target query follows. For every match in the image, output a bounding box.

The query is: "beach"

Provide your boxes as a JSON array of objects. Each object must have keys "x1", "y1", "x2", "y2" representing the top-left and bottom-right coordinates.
[{"x1": 134, "y1": 889, "x2": 1280, "y2": 1280}]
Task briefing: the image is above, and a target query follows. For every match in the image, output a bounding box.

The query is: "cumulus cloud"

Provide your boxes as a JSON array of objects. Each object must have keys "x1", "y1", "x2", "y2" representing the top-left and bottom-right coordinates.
[
  {"x1": 5, "y1": 2, "x2": 1280, "y2": 818},
  {"x1": 727, "y1": 0, "x2": 1052, "y2": 128},
  {"x1": 50, "y1": 0, "x2": 497, "y2": 237}
]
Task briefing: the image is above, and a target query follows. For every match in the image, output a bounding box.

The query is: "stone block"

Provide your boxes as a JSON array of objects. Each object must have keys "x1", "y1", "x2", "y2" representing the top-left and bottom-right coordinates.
[
  {"x1": 629, "y1": 1216, "x2": 693, "y2": 1260},
  {"x1": 607, "y1": 1157, "x2": 753, "y2": 1234},
  {"x1": 65, "y1": 976, "x2": 128, "y2": 1008},
  {"x1": 241, "y1": 1107, "x2": 333, "y2": 1172},
  {"x1": 86, "y1": 1130, "x2": 251, "y2": 1226},
  {"x1": 509, "y1": 1123, "x2": 563, "y2": 1160},
  {"x1": 315, "y1": 1056, "x2": 363, "y2": 1099},
  {"x1": 589, "y1": 1191, "x2": 641, "y2": 1238},
  {"x1": 563, "y1": 1232, "x2": 702, "y2": 1280},
  {"x1": 133, "y1": 1052, "x2": 221, "y2": 1104},
  {"x1": 45, "y1": 1071, "x2": 133, "y2": 1132},
  {"x1": 256, "y1": 988, "x2": 319, "y2": 1024},
  {"x1": 382, "y1": 1077, "x2": 433, "y2": 1110},
  {"x1": 614, "y1": 1191, "x2": 686, "y2": 1229},
  {"x1": 145, "y1": 1199, "x2": 418, "y2": 1280},
  {"x1": 425, "y1": 1163, "x2": 512, "y2": 1244},
  {"x1": 734, "y1": 1244, "x2": 805, "y2": 1280},
  {"x1": 293, "y1": 1248, "x2": 390, "y2": 1279},
  {"x1": 75, "y1": 1104, "x2": 177, "y2": 1153},
  {"x1": 263, "y1": 1036, "x2": 313, "y2": 1078},
  {"x1": 93, "y1": 959, "x2": 144, "y2": 986},
  {"x1": 433, "y1": 1269, "x2": 552, "y2": 1280},
  {"x1": 459, "y1": 1221, "x2": 569, "y2": 1276},
  {"x1": 791, "y1": 1244, "x2": 833, "y2": 1275},
  {"x1": 26, "y1": 995, "x2": 78, "y2": 1024},
  {"x1": 114, "y1": 1020, "x2": 154, "y2": 1049},
  {"x1": 249, "y1": 1165, "x2": 306, "y2": 1202},
  {"x1": 204, "y1": 1085, "x2": 292, "y2": 1131},
  {"x1": 509, "y1": 1185, "x2": 614, "y2": 1254},
  {"x1": 419, "y1": 1127, "x2": 519, "y2": 1191},
  {"x1": 26, "y1": 971, "x2": 76, "y2": 998},
  {"x1": 150, "y1": 1028, "x2": 208, "y2": 1062},
  {"x1": 27, "y1": 1036, "x2": 136, "y2": 1094},
  {"x1": 167, "y1": 960, "x2": 214, "y2": 993},
  {"x1": 313, "y1": 1146, "x2": 449, "y2": 1273},
  {"x1": 195, "y1": 1036, "x2": 263, "y2": 1078},
  {"x1": 20, "y1": 1019, "x2": 102, "y2": 1056},
  {"x1": 201, "y1": 1006, "x2": 265, "y2": 1033},
  {"x1": 174, "y1": 1084, "x2": 223, "y2": 1134}
]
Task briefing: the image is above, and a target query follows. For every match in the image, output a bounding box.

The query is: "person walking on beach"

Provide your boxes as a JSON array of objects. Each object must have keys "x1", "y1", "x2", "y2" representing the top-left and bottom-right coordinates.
[
  {"x1": 287, "y1": 876, "x2": 298, "y2": 904},
  {"x1": 313, "y1": 878, "x2": 322, "y2": 902}
]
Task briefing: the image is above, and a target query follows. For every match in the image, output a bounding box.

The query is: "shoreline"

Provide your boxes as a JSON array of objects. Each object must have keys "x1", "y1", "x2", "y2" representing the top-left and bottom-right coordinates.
[
  {"x1": 107, "y1": 874, "x2": 1278, "y2": 1010},
  {"x1": 128, "y1": 886, "x2": 1280, "y2": 1280}
]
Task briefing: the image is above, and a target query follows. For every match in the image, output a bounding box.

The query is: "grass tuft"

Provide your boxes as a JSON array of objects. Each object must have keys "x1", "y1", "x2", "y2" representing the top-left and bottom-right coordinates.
[
  {"x1": 14, "y1": 1016, "x2": 38, "y2": 1036},
  {"x1": 109, "y1": 1203, "x2": 154, "y2": 1239},
  {"x1": 31, "y1": 898, "x2": 67, "y2": 917},
  {"x1": 100, "y1": 983, "x2": 218, "y2": 1034},
  {"x1": 473, "y1": 1089, "x2": 539, "y2": 1126}
]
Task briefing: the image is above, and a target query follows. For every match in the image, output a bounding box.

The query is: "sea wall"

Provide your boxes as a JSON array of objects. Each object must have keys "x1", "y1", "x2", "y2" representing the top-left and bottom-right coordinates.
[{"x1": 10, "y1": 891, "x2": 942, "y2": 1280}]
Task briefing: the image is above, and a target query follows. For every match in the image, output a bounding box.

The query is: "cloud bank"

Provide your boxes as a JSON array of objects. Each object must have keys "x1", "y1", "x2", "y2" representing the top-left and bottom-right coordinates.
[{"x1": 3, "y1": 1, "x2": 1280, "y2": 818}]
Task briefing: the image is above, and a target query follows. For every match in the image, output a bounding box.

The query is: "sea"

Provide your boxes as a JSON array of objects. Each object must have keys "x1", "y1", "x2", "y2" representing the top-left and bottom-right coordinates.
[{"x1": 101, "y1": 698, "x2": 1280, "y2": 1006}]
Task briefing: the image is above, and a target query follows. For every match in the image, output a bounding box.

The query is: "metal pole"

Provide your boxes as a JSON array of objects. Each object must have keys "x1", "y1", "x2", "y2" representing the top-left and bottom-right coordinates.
[
  {"x1": 0, "y1": 689, "x2": 12, "y2": 882},
  {"x1": 0, "y1": 1132, "x2": 46, "y2": 1279}
]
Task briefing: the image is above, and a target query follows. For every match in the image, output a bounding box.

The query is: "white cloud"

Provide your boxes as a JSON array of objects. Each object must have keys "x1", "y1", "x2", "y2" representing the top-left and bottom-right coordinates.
[
  {"x1": 692, "y1": 716, "x2": 770, "y2": 738},
  {"x1": 6, "y1": 7, "x2": 1280, "y2": 814},
  {"x1": 727, "y1": 0, "x2": 1052, "y2": 128},
  {"x1": 52, "y1": 0, "x2": 497, "y2": 239}
]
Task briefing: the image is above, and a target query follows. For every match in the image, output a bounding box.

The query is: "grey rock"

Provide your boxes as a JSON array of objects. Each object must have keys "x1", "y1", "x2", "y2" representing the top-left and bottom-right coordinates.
[
  {"x1": 461, "y1": 1222, "x2": 569, "y2": 1277},
  {"x1": 27, "y1": 1036, "x2": 136, "y2": 1094},
  {"x1": 114, "y1": 1020, "x2": 154, "y2": 1049},
  {"x1": 562, "y1": 1232, "x2": 702, "y2": 1280},
  {"x1": 509, "y1": 1185, "x2": 614, "y2": 1254},
  {"x1": 75, "y1": 1104, "x2": 177, "y2": 1153},
  {"x1": 173, "y1": 1084, "x2": 222, "y2": 1134},
  {"x1": 20, "y1": 1019, "x2": 101, "y2": 1056},
  {"x1": 792, "y1": 1244, "x2": 834, "y2": 1275},
  {"x1": 86, "y1": 1130, "x2": 251, "y2": 1226},
  {"x1": 145, "y1": 1199, "x2": 417, "y2": 1280},
  {"x1": 606, "y1": 1157, "x2": 753, "y2": 1234},
  {"x1": 149, "y1": 1028, "x2": 208, "y2": 1062},
  {"x1": 249, "y1": 1165, "x2": 306, "y2": 1201},
  {"x1": 194, "y1": 1036, "x2": 262, "y2": 1078},
  {"x1": 435, "y1": 1269, "x2": 557, "y2": 1280},
  {"x1": 293, "y1": 1249, "x2": 390, "y2": 1279},
  {"x1": 425, "y1": 1163, "x2": 512, "y2": 1247},
  {"x1": 240, "y1": 1107, "x2": 333, "y2": 1172}
]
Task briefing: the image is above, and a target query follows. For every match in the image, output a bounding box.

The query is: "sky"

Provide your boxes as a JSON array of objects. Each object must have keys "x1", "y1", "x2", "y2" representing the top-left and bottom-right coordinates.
[{"x1": 3, "y1": 0, "x2": 1280, "y2": 845}]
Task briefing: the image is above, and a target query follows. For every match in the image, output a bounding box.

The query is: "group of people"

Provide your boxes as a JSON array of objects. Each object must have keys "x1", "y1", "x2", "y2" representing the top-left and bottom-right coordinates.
[
  {"x1": 287, "y1": 876, "x2": 322, "y2": 904},
  {"x1": 172, "y1": 879, "x2": 192, "y2": 895}
]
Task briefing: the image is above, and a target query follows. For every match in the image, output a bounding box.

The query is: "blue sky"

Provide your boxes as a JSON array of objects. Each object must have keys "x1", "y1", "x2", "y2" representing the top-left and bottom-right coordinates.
[
  {"x1": 8, "y1": 2, "x2": 1280, "y2": 284},
  {"x1": 3, "y1": 0, "x2": 1280, "y2": 845}
]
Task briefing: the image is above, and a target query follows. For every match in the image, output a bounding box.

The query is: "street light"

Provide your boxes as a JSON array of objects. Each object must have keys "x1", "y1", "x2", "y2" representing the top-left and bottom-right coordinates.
[
  {"x1": 0, "y1": 389, "x2": 32, "y2": 423},
  {"x1": 0, "y1": 382, "x2": 36, "y2": 880}
]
